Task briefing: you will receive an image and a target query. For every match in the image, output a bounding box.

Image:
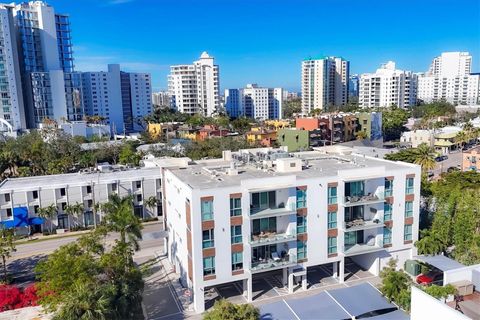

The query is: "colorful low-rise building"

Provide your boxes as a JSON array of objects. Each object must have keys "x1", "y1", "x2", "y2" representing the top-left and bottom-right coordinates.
[
  {"x1": 246, "y1": 127, "x2": 277, "y2": 147},
  {"x1": 462, "y1": 147, "x2": 480, "y2": 171},
  {"x1": 277, "y1": 128, "x2": 309, "y2": 152}
]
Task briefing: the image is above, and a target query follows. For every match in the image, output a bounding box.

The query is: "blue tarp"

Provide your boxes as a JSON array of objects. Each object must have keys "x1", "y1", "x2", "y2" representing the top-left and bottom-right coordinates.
[{"x1": 1, "y1": 207, "x2": 43, "y2": 228}]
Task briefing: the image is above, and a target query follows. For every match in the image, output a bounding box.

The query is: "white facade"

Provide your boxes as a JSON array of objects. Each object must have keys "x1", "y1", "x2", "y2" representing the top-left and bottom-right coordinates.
[
  {"x1": 164, "y1": 148, "x2": 421, "y2": 312},
  {"x1": 168, "y1": 52, "x2": 220, "y2": 116},
  {"x1": 301, "y1": 56, "x2": 349, "y2": 114},
  {"x1": 359, "y1": 61, "x2": 417, "y2": 108},
  {"x1": 418, "y1": 52, "x2": 479, "y2": 105},
  {"x1": 400, "y1": 130, "x2": 434, "y2": 148},
  {"x1": 152, "y1": 91, "x2": 170, "y2": 107},
  {"x1": 0, "y1": 5, "x2": 25, "y2": 134},
  {"x1": 82, "y1": 64, "x2": 152, "y2": 134},
  {"x1": 224, "y1": 84, "x2": 283, "y2": 120}
]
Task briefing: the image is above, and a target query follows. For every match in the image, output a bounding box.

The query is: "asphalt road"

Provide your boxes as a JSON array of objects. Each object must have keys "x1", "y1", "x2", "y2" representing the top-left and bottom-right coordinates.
[
  {"x1": 431, "y1": 150, "x2": 463, "y2": 178},
  {"x1": 7, "y1": 221, "x2": 165, "y2": 287}
]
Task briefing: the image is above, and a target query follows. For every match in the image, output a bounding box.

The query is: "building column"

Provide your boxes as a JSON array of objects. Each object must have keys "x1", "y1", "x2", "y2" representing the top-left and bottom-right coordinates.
[
  {"x1": 193, "y1": 285, "x2": 205, "y2": 313},
  {"x1": 282, "y1": 267, "x2": 288, "y2": 286},
  {"x1": 339, "y1": 259, "x2": 345, "y2": 283},
  {"x1": 243, "y1": 277, "x2": 252, "y2": 302},
  {"x1": 302, "y1": 269, "x2": 308, "y2": 291},
  {"x1": 288, "y1": 273, "x2": 294, "y2": 294},
  {"x1": 332, "y1": 261, "x2": 338, "y2": 278}
]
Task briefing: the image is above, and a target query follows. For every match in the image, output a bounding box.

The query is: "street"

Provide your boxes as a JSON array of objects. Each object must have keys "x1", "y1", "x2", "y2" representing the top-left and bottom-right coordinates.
[
  {"x1": 432, "y1": 150, "x2": 463, "y2": 178},
  {"x1": 7, "y1": 222, "x2": 165, "y2": 287}
]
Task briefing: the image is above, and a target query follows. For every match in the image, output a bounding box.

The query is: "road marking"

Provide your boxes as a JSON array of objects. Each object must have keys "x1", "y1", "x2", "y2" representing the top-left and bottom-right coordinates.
[
  {"x1": 283, "y1": 299, "x2": 301, "y2": 320},
  {"x1": 150, "y1": 311, "x2": 182, "y2": 320}
]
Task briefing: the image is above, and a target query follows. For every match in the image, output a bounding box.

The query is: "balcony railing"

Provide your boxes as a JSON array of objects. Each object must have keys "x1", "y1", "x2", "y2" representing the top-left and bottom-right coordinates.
[
  {"x1": 343, "y1": 217, "x2": 384, "y2": 231},
  {"x1": 343, "y1": 192, "x2": 385, "y2": 207},
  {"x1": 344, "y1": 243, "x2": 383, "y2": 256},
  {"x1": 251, "y1": 253, "x2": 297, "y2": 272},
  {"x1": 250, "y1": 202, "x2": 296, "y2": 217},
  {"x1": 250, "y1": 230, "x2": 296, "y2": 246}
]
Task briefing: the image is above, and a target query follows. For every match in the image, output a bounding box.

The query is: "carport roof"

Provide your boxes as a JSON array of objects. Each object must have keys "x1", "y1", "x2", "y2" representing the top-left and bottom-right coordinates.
[
  {"x1": 414, "y1": 255, "x2": 465, "y2": 271},
  {"x1": 259, "y1": 283, "x2": 409, "y2": 320}
]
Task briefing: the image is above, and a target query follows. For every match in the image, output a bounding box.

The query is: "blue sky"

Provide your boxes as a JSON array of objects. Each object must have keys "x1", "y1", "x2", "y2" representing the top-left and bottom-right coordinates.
[{"x1": 48, "y1": 0, "x2": 480, "y2": 92}]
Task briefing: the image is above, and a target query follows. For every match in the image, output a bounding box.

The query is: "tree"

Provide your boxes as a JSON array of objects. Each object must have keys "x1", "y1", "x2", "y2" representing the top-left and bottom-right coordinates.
[
  {"x1": 118, "y1": 143, "x2": 141, "y2": 166},
  {"x1": 355, "y1": 130, "x2": 368, "y2": 140},
  {"x1": 412, "y1": 143, "x2": 436, "y2": 172},
  {"x1": 282, "y1": 98, "x2": 301, "y2": 118},
  {"x1": 0, "y1": 227, "x2": 16, "y2": 283},
  {"x1": 102, "y1": 195, "x2": 143, "y2": 251},
  {"x1": 203, "y1": 299, "x2": 259, "y2": 320},
  {"x1": 423, "y1": 284, "x2": 456, "y2": 302},
  {"x1": 381, "y1": 106, "x2": 410, "y2": 141},
  {"x1": 37, "y1": 204, "x2": 58, "y2": 234},
  {"x1": 379, "y1": 259, "x2": 411, "y2": 310},
  {"x1": 64, "y1": 202, "x2": 84, "y2": 228},
  {"x1": 231, "y1": 117, "x2": 254, "y2": 134},
  {"x1": 415, "y1": 229, "x2": 446, "y2": 255},
  {"x1": 144, "y1": 196, "x2": 159, "y2": 217}
]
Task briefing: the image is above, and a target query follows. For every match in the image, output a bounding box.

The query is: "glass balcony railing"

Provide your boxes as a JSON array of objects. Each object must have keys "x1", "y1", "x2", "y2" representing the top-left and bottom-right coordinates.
[
  {"x1": 343, "y1": 217, "x2": 384, "y2": 230},
  {"x1": 250, "y1": 230, "x2": 297, "y2": 246},
  {"x1": 251, "y1": 253, "x2": 297, "y2": 272},
  {"x1": 250, "y1": 202, "x2": 296, "y2": 217},
  {"x1": 343, "y1": 192, "x2": 385, "y2": 206}
]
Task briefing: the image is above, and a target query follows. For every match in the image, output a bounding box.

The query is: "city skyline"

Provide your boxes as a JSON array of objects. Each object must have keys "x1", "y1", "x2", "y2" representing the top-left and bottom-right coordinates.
[{"x1": 46, "y1": 0, "x2": 480, "y2": 91}]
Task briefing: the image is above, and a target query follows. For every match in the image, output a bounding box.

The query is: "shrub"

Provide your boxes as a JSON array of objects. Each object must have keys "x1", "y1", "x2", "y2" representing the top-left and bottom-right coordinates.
[{"x1": 0, "y1": 284, "x2": 38, "y2": 311}]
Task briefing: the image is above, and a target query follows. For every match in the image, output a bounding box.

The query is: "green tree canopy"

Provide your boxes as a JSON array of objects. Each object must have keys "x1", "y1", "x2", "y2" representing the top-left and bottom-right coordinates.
[{"x1": 203, "y1": 299, "x2": 259, "y2": 320}]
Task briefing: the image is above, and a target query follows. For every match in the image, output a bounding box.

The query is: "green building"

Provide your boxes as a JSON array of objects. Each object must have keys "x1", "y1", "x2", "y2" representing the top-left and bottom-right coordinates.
[{"x1": 277, "y1": 128, "x2": 309, "y2": 152}]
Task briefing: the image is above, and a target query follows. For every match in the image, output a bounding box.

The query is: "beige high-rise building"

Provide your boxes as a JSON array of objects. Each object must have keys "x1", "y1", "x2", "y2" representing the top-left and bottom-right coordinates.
[{"x1": 301, "y1": 56, "x2": 349, "y2": 114}]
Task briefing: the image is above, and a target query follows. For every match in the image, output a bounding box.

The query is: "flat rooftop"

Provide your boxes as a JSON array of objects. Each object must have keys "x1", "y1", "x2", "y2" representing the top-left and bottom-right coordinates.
[
  {"x1": 169, "y1": 149, "x2": 417, "y2": 189},
  {"x1": 0, "y1": 166, "x2": 161, "y2": 192}
]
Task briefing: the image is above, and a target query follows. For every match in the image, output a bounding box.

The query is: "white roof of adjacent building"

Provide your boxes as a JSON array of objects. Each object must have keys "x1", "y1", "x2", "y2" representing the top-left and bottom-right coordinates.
[{"x1": 413, "y1": 255, "x2": 465, "y2": 272}]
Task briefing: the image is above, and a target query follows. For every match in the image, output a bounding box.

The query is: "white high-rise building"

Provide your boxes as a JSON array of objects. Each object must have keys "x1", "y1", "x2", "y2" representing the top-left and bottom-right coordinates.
[
  {"x1": 152, "y1": 91, "x2": 170, "y2": 108},
  {"x1": 359, "y1": 61, "x2": 417, "y2": 108},
  {"x1": 168, "y1": 52, "x2": 220, "y2": 116},
  {"x1": 301, "y1": 56, "x2": 349, "y2": 114},
  {"x1": 0, "y1": 5, "x2": 25, "y2": 135},
  {"x1": 418, "y1": 52, "x2": 479, "y2": 105},
  {"x1": 82, "y1": 64, "x2": 152, "y2": 134},
  {"x1": 224, "y1": 84, "x2": 283, "y2": 120}
]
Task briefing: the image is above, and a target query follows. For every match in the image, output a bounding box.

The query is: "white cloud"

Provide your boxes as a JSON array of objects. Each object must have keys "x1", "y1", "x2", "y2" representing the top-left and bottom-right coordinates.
[{"x1": 107, "y1": 0, "x2": 134, "y2": 5}]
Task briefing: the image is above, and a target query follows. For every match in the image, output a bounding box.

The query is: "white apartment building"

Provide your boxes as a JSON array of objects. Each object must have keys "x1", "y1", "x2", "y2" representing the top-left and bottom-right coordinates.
[
  {"x1": 163, "y1": 147, "x2": 421, "y2": 312},
  {"x1": 224, "y1": 84, "x2": 283, "y2": 120},
  {"x1": 359, "y1": 61, "x2": 417, "y2": 108},
  {"x1": 82, "y1": 64, "x2": 152, "y2": 134},
  {"x1": 302, "y1": 56, "x2": 349, "y2": 114},
  {"x1": 418, "y1": 52, "x2": 479, "y2": 105},
  {"x1": 168, "y1": 52, "x2": 220, "y2": 116},
  {"x1": 152, "y1": 91, "x2": 170, "y2": 107}
]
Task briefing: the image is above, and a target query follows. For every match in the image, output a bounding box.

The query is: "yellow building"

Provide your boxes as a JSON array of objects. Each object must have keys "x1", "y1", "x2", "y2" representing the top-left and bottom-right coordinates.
[
  {"x1": 264, "y1": 119, "x2": 291, "y2": 130},
  {"x1": 147, "y1": 123, "x2": 162, "y2": 139},
  {"x1": 246, "y1": 127, "x2": 277, "y2": 147}
]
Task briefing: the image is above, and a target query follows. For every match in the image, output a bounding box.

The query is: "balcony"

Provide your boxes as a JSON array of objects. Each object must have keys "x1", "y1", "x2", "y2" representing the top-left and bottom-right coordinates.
[
  {"x1": 343, "y1": 217, "x2": 384, "y2": 231},
  {"x1": 251, "y1": 253, "x2": 297, "y2": 273},
  {"x1": 342, "y1": 192, "x2": 385, "y2": 207},
  {"x1": 344, "y1": 243, "x2": 384, "y2": 256},
  {"x1": 250, "y1": 230, "x2": 297, "y2": 247},
  {"x1": 250, "y1": 202, "x2": 296, "y2": 218}
]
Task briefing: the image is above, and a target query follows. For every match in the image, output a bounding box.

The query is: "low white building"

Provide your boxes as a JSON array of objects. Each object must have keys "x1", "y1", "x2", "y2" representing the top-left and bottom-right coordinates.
[
  {"x1": 163, "y1": 147, "x2": 421, "y2": 312},
  {"x1": 58, "y1": 121, "x2": 111, "y2": 138},
  {"x1": 400, "y1": 130, "x2": 435, "y2": 148}
]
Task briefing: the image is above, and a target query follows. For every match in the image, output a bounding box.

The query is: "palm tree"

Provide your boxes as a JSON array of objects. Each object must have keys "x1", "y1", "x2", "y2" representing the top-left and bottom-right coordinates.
[
  {"x1": 102, "y1": 194, "x2": 143, "y2": 251},
  {"x1": 412, "y1": 143, "x2": 436, "y2": 172},
  {"x1": 355, "y1": 130, "x2": 368, "y2": 140},
  {"x1": 144, "y1": 196, "x2": 159, "y2": 218},
  {"x1": 64, "y1": 202, "x2": 85, "y2": 228},
  {"x1": 37, "y1": 204, "x2": 58, "y2": 234},
  {"x1": 455, "y1": 131, "x2": 468, "y2": 148}
]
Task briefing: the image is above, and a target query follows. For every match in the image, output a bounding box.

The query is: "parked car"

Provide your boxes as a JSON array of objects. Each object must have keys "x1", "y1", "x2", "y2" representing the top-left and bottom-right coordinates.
[
  {"x1": 416, "y1": 269, "x2": 443, "y2": 285},
  {"x1": 441, "y1": 155, "x2": 448, "y2": 161},
  {"x1": 447, "y1": 166, "x2": 460, "y2": 173},
  {"x1": 427, "y1": 171, "x2": 434, "y2": 178}
]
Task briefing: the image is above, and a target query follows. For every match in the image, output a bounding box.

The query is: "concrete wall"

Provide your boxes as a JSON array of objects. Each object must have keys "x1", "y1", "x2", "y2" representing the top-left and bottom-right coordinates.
[
  {"x1": 411, "y1": 286, "x2": 468, "y2": 320},
  {"x1": 444, "y1": 264, "x2": 480, "y2": 285}
]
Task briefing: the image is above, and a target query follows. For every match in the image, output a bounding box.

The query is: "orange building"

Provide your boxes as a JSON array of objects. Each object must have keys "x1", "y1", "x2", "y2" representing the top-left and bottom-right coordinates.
[
  {"x1": 462, "y1": 147, "x2": 480, "y2": 171},
  {"x1": 296, "y1": 118, "x2": 320, "y2": 130}
]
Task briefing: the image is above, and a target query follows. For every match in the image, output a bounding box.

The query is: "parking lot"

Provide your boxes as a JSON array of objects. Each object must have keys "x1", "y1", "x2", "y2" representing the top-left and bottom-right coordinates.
[{"x1": 204, "y1": 259, "x2": 380, "y2": 310}]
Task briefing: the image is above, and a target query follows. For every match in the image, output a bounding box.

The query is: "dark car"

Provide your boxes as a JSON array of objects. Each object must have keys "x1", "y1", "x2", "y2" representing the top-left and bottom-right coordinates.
[
  {"x1": 441, "y1": 155, "x2": 448, "y2": 161},
  {"x1": 416, "y1": 270, "x2": 443, "y2": 285},
  {"x1": 447, "y1": 166, "x2": 460, "y2": 173},
  {"x1": 435, "y1": 156, "x2": 443, "y2": 162}
]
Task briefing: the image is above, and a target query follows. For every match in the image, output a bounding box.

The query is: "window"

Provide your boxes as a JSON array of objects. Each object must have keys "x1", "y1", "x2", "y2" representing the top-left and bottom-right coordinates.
[
  {"x1": 135, "y1": 181, "x2": 142, "y2": 189},
  {"x1": 328, "y1": 237, "x2": 337, "y2": 254},
  {"x1": 87, "y1": 199, "x2": 93, "y2": 208},
  {"x1": 297, "y1": 216, "x2": 307, "y2": 234},
  {"x1": 84, "y1": 211, "x2": 94, "y2": 226},
  {"x1": 385, "y1": 179, "x2": 393, "y2": 197},
  {"x1": 405, "y1": 201, "x2": 413, "y2": 218},
  {"x1": 32, "y1": 190, "x2": 38, "y2": 199},
  {"x1": 328, "y1": 186, "x2": 337, "y2": 204},
  {"x1": 134, "y1": 205, "x2": 143, "y2": 219},
  {"x1": 137, "y1": 194, "x2": 142, "y2": 202},
  {"x1": 230, "y1": 197, "x2": 241, "y2": 216},
  {"x1": 252, "y1": 217, "x2": 276, "y2": 235},
  {"x1": 251, "y1": 191, "x2": 276, "y2": 212},
  {"x1": 347, "y1": 181, "x2": 365, "y2": 197},
  {"x1": 4, "y1": 194, "x2": 10, "y2": 202},
  {"x1": 404, "y1": 224, "x2": 412, "y2": 241},
  {"x1": 231, "y1": 225, "x2": 242, "y2": 244},
  {"x1": 202, "y1": 229, "x2": 214, "y2": 248},
  {"x1": 384, "y1": 203, "x2": 392, "y2": 221},
  {"x1": 201, "y1": 200, "x2": 213, "y2": 221},
  {"x1": 86, "y1": 186, "x2": 92, "y2": 194},
  {"x1": 203, "y1": 257, "x2": 215, "y2": 276},
  {"x1": 383, "y1": 227, "x2": 392, "y2": 245},
  {"x1": 327, "y1": 211, "x2": 337, "y2": 229},
  {"x1": 405, "y1": 177, "x2": 414, "y2": 194},
  {"x1": 34, "y1": 205, "x2": 39, "y2": 214},
  {"x1": 297, "y1": 240, "x2": 307, "y2": 260},
  {"x1": 6, "y1": 208, "x2": 12, "y2": 217},
  {"x1": 296, "y1": 188, "x2": 306, "y2": 208},
  {"x1": 232, "y1": 252, "x2": 243, "y2": 271},
  {"x1": 60, "y1": 188, "x2": 66, "y2": 197},
  {"x1": 61, "y1": 202, "x2": 67, "y2": 210},
  {"x1": 111, "y1": 183, "x2": 117, "y2": 192}
]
